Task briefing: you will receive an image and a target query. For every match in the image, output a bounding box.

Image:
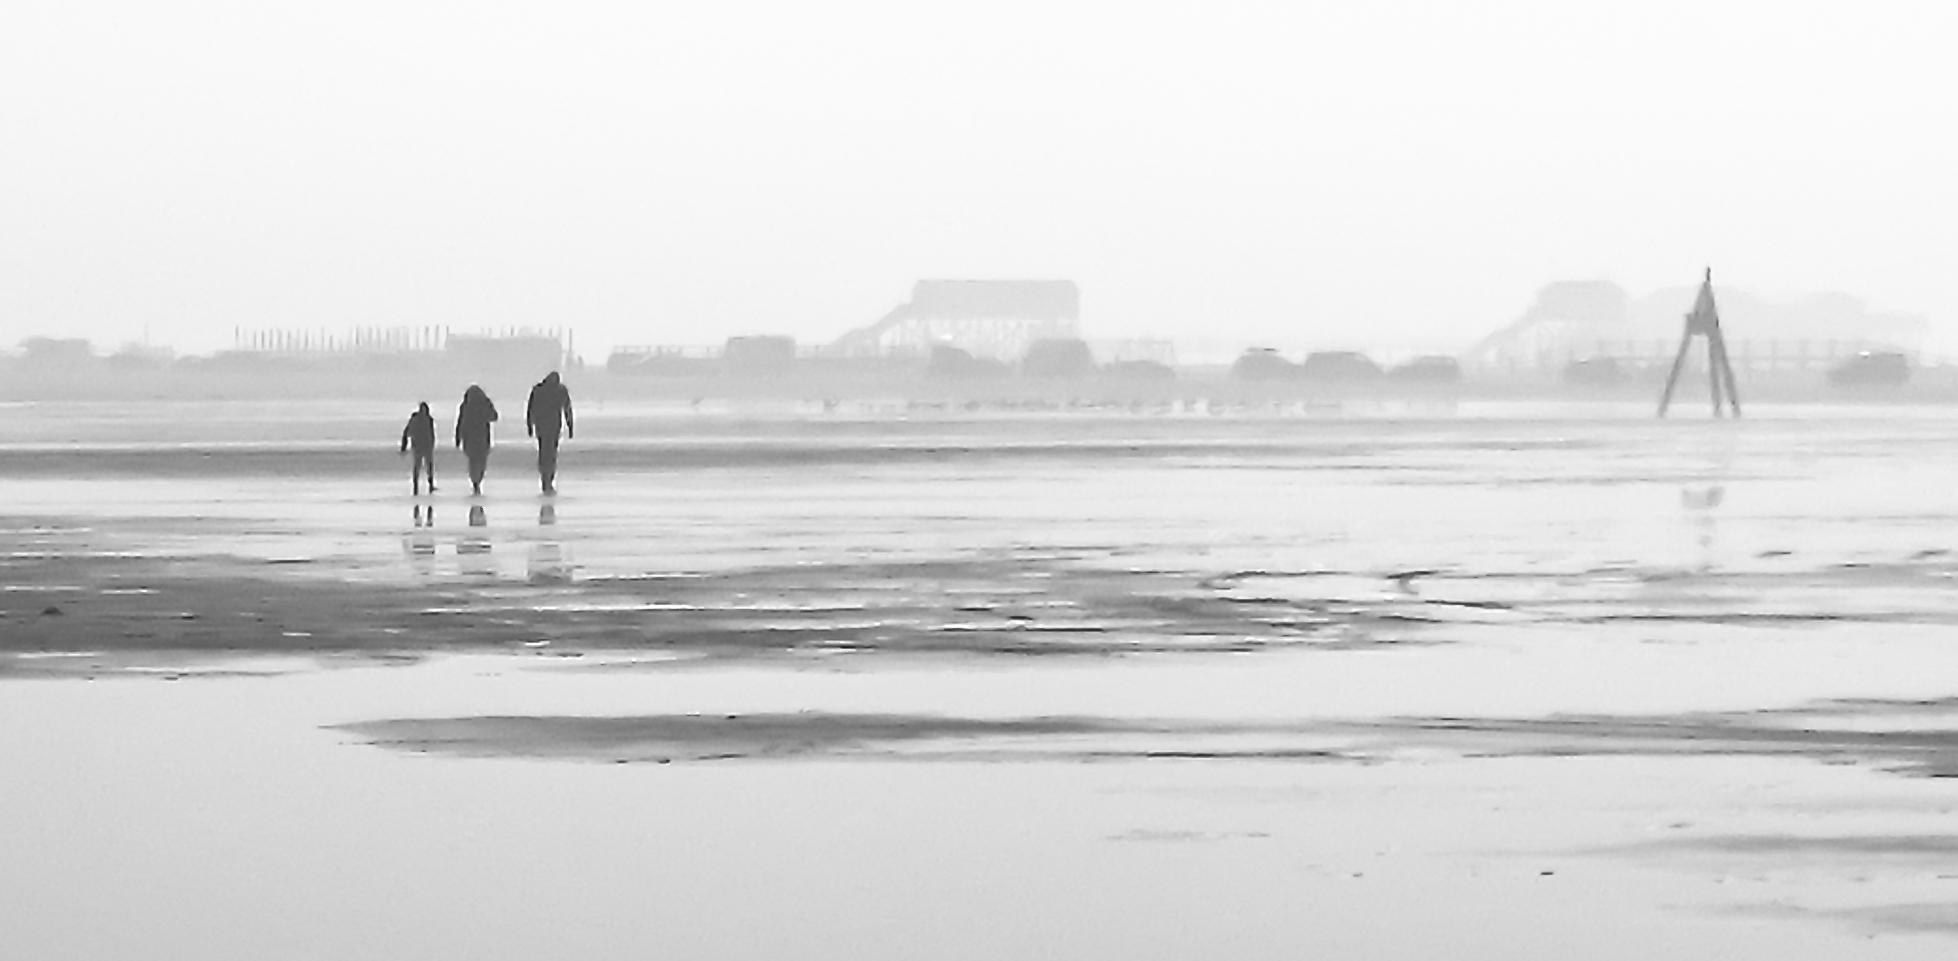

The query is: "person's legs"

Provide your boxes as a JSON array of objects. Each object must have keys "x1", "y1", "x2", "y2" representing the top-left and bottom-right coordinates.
[
  {"x1": 467, "y1": 446, "x2": 488, "y2": 495},
  {"x1": 414, "y1": 450, "x2": 436, "y2": 493},
  {"x1": 537, "y1": 431, "x2": 560, "y2": 492}
]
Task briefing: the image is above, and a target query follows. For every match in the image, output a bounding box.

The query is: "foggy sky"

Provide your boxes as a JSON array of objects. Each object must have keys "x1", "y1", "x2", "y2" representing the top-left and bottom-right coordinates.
[{"x1": 4, "y1": 1, "x2": 1955, "y2": 358}]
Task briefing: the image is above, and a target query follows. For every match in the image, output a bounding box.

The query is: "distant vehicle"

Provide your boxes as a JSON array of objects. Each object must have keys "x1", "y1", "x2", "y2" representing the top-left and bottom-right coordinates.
[
  {"x1": 723, "y1": 335, "x2": 798, "y2": 374},
  {"x1": 1301, "y1": 351, "x2": 1383, "y2": 380},
  {"x1": 1828, "y1": 350, "x2": 1910, "y2": 387},
  {"x1": 1100, "y1": 359, "x2": 1176, "y2": 383},
  {"x1": 1563, "y1": 356, "x2": 1624, "y2": 386},
  {"x1": 1387, "y1": 355, "x2": 1462, "y2": 384},
  {"x1": 1020, "y1": 338, "x2": 1096, "y2": 378},
  {"x1": 928, "y1": 345, "x2": 1009, "y2": 379},
  {"x1": 1231, "y1": 348, "x2": 1300, "y2": 382}
]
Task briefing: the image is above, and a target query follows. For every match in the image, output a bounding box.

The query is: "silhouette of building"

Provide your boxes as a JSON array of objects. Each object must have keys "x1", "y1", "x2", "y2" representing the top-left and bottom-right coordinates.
[
  {"x1": 1466, "y1": 281, "x2": 1628, "y2": 372},
  {"x1": 1468, "y1": 280, "x2": 1927, "y2": 373},
  {"x1": 444, "y1": 328, "x2": 568, "y2": 375},
  {"x1": 18, "y1": 337, "x2": 96, "y2": 365},
  {"x1": 828, "y1": 280, "x2": 1081, "y2": 361},
  {"x1": 232, "y1": 326, "x2": 449, "y2": 354},
  {"x1": 228, "y1": 325, "x2": 570, "y2": 373}
]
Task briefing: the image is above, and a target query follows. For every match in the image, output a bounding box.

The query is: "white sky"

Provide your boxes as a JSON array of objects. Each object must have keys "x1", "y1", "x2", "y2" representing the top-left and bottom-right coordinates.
[{"x1": 3, "y1": 1, "x2": 1955, "y2": 357}]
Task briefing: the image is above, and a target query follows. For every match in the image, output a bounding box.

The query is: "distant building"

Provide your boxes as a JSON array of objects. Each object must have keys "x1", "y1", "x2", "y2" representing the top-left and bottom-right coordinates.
[
  {"x1": 445, "y1": 329, "x2": 567, "y2": 375},
  {"x1": 828, "y1": 280, "x2": 1081, "y2": 361},
  {"x1": 1468, "y1": 280, "x2": 1928, "y2": 373},
  {"x1": 606, "y1": 344, "x2": 717, "y2": 376},
  {"x1": 18, "y1": 337, "x2": 95, "y2": 364},
  {"x1": 232, "y1": 326, "x2": 449, "y2": 354},
  {"x1": 1465, "y1": 281, "x2": 1628, "y2": 372}
]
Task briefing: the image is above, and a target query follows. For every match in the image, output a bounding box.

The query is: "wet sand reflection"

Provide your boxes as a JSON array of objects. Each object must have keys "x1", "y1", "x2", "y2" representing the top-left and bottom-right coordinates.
[
  {"x1": 403, "y1": 504, "x2": 437, "y2": 573},
  {"x1": 1681, "y1": 482, "x2": 1725, "y2": 571},
  {"x1": 458, "y1": 504, "x2": 493, "y2": 577},
  {"x1": 528, "y1": 502, "x2": 571, "y2": 584}
]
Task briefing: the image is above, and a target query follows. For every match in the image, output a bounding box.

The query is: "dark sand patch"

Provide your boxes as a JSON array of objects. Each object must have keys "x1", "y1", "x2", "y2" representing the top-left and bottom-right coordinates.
[
  {"x1": 15, "y1": 507, "x2": 1958, "y2": 674},
  {"x1": 0, "y1": 558, "x2": 1423, "y2": 666},
  {"x1": 0, "y1": 438, "x2": 1399, "y2": 478},
  {"x1": 1683, "y1": 853, "x2": 1958, "y2": 935},
  {"x1": 342, "y1": 698, "x2": 1958, "y2": 774},
  {"x1": 337, "y1": 712, "x2": 1360, "y2": 764},
  {"x1": 1347, "y1": 700, "x2": 1958, "y2": 778},
  {"x1": 1633, "y1": 833, "x2": 1958, "y2": 859},
  {"x1": 345, "y1": 712, "x2": 1133, "y2": 762},
  {"x1": 1717, "y1": 900, "x2": 1958, "y2": 938},
  {"x1": 0, "y1": 648, "x2": 405, "y2": 680},
  {"x1": 1835, "y1": 903, "x2": 1958, "y2": 937},
  {"x1": 0, "y1": 521, "x2": 1461, "y2": 665},
  {"x1": 1340, "y1": 701, "x2": 1958, "y2": 938},
  {"x1": 21, "y1": 548, "x2": 1954, "y2": 674}
]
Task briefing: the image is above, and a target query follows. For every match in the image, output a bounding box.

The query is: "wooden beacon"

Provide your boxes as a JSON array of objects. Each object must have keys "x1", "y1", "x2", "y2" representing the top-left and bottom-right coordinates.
[{"x1": 1657, "y1": 268, "x2": 1742, "y2": 418}]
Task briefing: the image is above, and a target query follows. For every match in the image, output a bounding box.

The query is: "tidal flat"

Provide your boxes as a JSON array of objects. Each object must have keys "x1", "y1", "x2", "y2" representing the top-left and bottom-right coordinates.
[{"x1": 6, "y1": 400, "x2": 1958, "y2": 959}]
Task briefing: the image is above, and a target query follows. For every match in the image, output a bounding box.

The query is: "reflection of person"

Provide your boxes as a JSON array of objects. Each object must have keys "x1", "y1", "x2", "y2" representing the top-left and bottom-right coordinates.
[
  {"x1": 528, "y1": 502, "x2": 569, "y2": 583},
  {"x1": 525, "y1": 371, "x2": 575, "y2": 494},
  {"x1": 399, "y1": 401, "x2": 438, "y2": 495},
  {"x1": 406, "y1": 504, "x2": 437, "y2": 567},
  {"x1": 455, "y1": 385, "x2": 499, "y2": 496},
  {"x1": 459, "y1": 504, "x2": 493, "y2": 574}
]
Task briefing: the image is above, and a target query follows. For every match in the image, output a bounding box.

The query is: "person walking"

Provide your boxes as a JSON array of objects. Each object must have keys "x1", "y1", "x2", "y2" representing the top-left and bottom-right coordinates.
[
  {"x1": 398, "y1": 401, "x2": 438, "y2": 495},
  {"x1": 455, "y1": 384, "x2": 499, "y2": 495},
  {"x1": 525, "y1": 371, "x2": 575, "y2": 494}
]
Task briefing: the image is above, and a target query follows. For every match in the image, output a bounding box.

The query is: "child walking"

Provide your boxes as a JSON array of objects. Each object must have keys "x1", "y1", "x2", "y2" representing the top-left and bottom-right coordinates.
[{"x1": 400, "y1": 401, "x2": 438, "y2": 495}]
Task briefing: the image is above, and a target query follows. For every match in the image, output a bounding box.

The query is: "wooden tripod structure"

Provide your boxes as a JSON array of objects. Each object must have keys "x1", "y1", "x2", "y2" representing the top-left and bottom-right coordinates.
[{"x1": 1657, "y1": 268, "x2": 1742, "y2": 418}]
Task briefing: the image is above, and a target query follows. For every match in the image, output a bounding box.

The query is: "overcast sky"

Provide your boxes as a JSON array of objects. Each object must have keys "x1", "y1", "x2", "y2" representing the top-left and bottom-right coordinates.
[{"x1": 3, "y1": 1, "x2": 1954, "y2": 357}]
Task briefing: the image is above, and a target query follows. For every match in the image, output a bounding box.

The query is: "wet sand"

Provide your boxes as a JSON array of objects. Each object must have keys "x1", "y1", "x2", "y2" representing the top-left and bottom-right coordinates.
[{"x1": 7, "y1": 401, "x2": 1958, "y2": 958}]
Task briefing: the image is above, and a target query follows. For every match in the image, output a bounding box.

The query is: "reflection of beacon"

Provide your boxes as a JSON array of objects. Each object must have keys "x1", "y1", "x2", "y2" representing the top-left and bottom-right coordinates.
[
  {"x1": 469, "y1": 505, "x2": 488, "y2": 528},
  {"x1": 1680, "y1": 484, "x2": 1724, "y2": 570}
]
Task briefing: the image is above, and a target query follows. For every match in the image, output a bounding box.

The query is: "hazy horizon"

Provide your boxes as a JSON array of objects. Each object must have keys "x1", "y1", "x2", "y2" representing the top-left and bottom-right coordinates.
[{"x1": 6, "y1": 2, "x2": 1956, "y2": 357}]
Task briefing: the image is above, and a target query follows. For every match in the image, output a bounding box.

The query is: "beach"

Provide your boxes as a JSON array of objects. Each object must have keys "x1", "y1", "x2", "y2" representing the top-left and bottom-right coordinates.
[{"x1": 6, "y1": 399, "x2": 1958, "y2": 958}]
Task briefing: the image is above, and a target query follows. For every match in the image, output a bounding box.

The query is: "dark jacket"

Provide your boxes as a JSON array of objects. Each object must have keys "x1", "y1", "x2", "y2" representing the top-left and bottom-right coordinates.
[
  {"x1": 400, "y1": 408, "x2": 436, "y2": 453},
  {"x1": 456, "y1": 388, "x2": 498, "y2": 451},
  {"x1": 526, "y1": 377, "x2": 574, "y2": 438}
]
